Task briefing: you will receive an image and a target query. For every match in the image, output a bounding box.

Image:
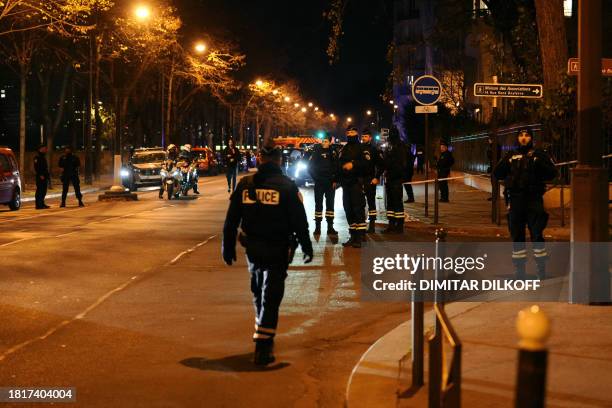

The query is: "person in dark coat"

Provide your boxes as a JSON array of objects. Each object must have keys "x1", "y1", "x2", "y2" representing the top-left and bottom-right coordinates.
[
  {"x1": 493, "y1": 129, "x2": 557, "y2": 279},
  {"x1": 223, "y1": 138, "x2": 241, "y2": 192},
  {"x1": 382, "y1": 128, "x2": 407, "y2": 233},
  {"x1": 436, "y1": 141, "x2": 455, "y2": 202},
  {"x1": 361, "y1": 129, "x2": 384, "y2": 233},
  {"x1": 415, "y1": 146, "x2": 425, "y2": 174},
  {"x1": 222, "y1": 143, "x2": 313, "y2": 366},
  {"x1": 403, "y1": 144, "x2": 415, "y2": 203},
  {"x1": 58, "y1": 146, "x2": 83, "y2": 207},
  {"x1": 33, "y1": 144, "x2": 50, "y2": 209},
  {"x1": 308, "y1": 133, "x2": 338, "y2": 235}
]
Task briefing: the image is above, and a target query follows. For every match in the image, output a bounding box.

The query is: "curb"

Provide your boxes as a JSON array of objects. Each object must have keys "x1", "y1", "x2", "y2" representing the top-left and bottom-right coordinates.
[{"x1": 21, "y1": 186, "x2": 110, "y2": 203}]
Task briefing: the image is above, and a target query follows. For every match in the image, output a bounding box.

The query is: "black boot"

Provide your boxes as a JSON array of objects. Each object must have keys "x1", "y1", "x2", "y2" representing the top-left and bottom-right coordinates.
[
  {"x1": 60, "y1": 201, "x2": 66, "y2": 208},
  {"x1": 78, "y1": 199, "x2": 85, "y2": 207},
  {"x1": 342, "y1": 232, "x2": 355, "y2": 247},
  {"x1": 313, "y1": 221, "x2": 321, "y2": 235},
  {"x1": 536, "y1": 262, "x2": 546, "y2": 280},
  {"x1": 193, "y1": 185, "x2": 200, "y2": 194},
  {"x1": 383, "y1": 219, "x2": 396, "y2": 234},
  {"x1": 254, "y1": 340, "x2": 275, "y2": 366},
  {"x1": 396, "y1": 221, "x2": 404, "y2": 234},
  {"x1": 327, "y1": 222, "x2": 338, "y2": 236},
  {"x1": 514, "y1": 262, "x2": 526, "y2": 280},
  {"x1": 367, "y1": 220, "x2": 376, "y2": 233},
  {"x1": 352, "y1": 232, "x2": 363, "y2": 248}
]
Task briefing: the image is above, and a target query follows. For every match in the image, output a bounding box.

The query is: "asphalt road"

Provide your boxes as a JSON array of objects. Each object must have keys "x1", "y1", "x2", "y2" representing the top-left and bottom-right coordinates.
[{"x1": 0, "y1": 174, "x2": 412, "y2": 408}]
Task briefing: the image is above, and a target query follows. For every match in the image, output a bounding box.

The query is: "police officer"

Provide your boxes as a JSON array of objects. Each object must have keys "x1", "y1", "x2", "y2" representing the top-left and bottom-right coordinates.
[
  {"x1": 33, "y1": 144, "x2": 50, "y2": 209},
  {"x1": 383, "y1": 128, "x2": 407, "y2": 234},
  {"x1": 493, "y1": 129, "x2": 557, "y2": 279},
  {"x1": 403, "y1": 144, "x2": 415, "y2": 203},
  {"x1": 308, "y1": 133, "x2": 338, "y2": 236},
  {"x1": 159, "y1": 144, "x2": 178, "y2": 199},
  {"x1": 415, "y1": 145, "x2": 425, "y2": 174},
  {"x1": 58, "y1": 146, "x2": 83, "y2": 208},
  {"x1": 361, "y1": 129, "x2": 384, "y2": 233},
  {"x1": 222, "y1": 143, "x2": 313, "y2": 366},
  {"x1": 223, "y1": 138, "x2": 241, "y2": 193},
  {"x1": 338, "y1": 126, "x2": 367, "y2": 247},
  {"x1": 436, "y1": 141, "x2": 455, "y2": 202},
  {"x1": 179, "y1": 144, "x2": 200, "y2": 194}
]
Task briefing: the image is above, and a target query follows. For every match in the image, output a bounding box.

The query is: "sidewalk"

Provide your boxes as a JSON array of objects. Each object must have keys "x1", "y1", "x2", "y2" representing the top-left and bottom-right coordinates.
[
  {"x1": 346, "y1": 288, "x2": 612, "y2": 408},
  {"x1": 21, "y1": 175, "x2": 114, "y2": 203},
  {"x1": 380, "y1": 176, "x2": 572, "y2": 240}
]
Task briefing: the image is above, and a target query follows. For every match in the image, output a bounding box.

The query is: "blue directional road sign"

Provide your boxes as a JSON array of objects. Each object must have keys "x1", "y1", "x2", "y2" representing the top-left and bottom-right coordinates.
[{"x1": 412, "y1": 75, "x2": 442, "y2": 106}]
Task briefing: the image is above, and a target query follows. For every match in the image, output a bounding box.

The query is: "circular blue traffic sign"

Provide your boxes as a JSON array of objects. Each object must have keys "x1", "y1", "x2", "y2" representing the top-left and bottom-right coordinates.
[{"x1": 412, "y1": 75, "x2": 442, "y2": 106}]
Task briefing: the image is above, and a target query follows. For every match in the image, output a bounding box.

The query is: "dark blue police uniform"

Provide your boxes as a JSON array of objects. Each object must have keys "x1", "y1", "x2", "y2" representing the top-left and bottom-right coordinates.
[{"x1": 223, "y1": 159, "x2": 313, "y2": 365}]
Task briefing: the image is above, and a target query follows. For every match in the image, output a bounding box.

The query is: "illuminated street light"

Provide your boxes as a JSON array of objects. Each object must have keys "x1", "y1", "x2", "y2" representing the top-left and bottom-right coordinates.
[
  {"x1": 347, "y1": 117, "x2": 353, "y2": 123},
  {"x1": 366, "y1": 110, "x2": 372, "y2": 116},
  {"x1": 301, "y1": 107, "x2": 307, "y2": 112},
  {"x1": 394, "y1": 105, "x2": 398, "y2": 110},
  {"x1": 308, "y1": 102, "x2": 313, "y2": 107},
  {"x1": 389, "y1": 100, "x2": 394, "y2": 105},
  {"x1": 294, "y1": 103, "x2": 300, "y2": 108},
  {"x1": 255, "y1": 79, "x2": 264, "y2": 87},
  {"x1": 272, "y1": 89, "x2": 279, "y2": 95},
  {"x1": 330, "y1": 113, "x2": 335, "y2": 119},
  {"x1": 194, "y1": 42, "x2": 207, "y2": 54},
  {"x1": 134, "y1": 4, "x2": 151, "y2": 20},
  {"x1": 284, "y1": 96, "x2": 291, "y2": 102},
  {"x1": 314, "y1": 107, "x2": 319, "y2": 111}
]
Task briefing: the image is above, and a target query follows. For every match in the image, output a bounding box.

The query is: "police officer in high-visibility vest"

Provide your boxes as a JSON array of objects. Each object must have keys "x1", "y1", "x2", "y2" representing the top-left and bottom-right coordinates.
[
  {"x1": 383, "y1": 127, "x2": 407, "y2": 233},
  {"x1": 493, "y1": 129, "x2": 557, "y2": 279},
  {"x1": 308, "y1": 132, "x2": 338, "y2": 236},
  {"x1": 222, "y1": 143, "x2": 313, "y2": 366},
  {"x1": 338, "y1": 126, "x2": 368, "y2": 248},
  {"x1": 361, "y1": 129, "x2": 384, "y2": 233}
]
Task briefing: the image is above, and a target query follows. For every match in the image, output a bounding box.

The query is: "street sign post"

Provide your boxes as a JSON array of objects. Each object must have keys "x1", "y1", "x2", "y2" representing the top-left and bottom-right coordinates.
[
  {"x1": 567, "y1": 57, "x2": 612, "y2": 76},
  {"x1": 412, "y1": 75, "x2": 442, "y2": 219},
  {"x1": 415, "y1": 105, "x2": 438, "y2": 114},
  {"x1": 412, "y1": 75, "x2": 442, "y2": 106},
  {"x1": 473, "y1": 83, "x2": 543, "y2": 98}
]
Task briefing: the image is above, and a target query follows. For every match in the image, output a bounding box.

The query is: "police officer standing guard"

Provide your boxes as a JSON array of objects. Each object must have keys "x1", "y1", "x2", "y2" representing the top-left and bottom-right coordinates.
[
  {"x1": 338, "y1": 126, "x2": 367, "y2": 247},
  {"x1": 383, "y1": 128, "x2": 407, "y2": 234},
  {"x1": 308, "y1": 133, "x2": 338, "y2": 236},
  {"x1": 493, "y1": 129, "x2": 557, "y2": 279},
  {"x1": 436, "y1": 141, "x2": 455, "y2": 203},
  {"x1": 361, "y1": 129, "x2": 384, "y2": 233},
  {"x1": 222, "y1": 143, "x2": 313, "y2": 366},
  {"x1": 34, "y1": 144, "x2": 50, "y2": 209},
  {"x1": 58, "y1": 146, "x2": 84, "y2": 208}
]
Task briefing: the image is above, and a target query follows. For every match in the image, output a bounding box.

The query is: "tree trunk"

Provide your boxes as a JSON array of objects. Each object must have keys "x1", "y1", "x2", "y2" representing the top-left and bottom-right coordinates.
[
  {"x1": 165, "y1": 62, "x2": 175, "y2": 146},
  {"x1": 94, "y1": 38, "x2": 102, "y2": 180},
  {"x1": 534, "y1": 0, "x2": 568, "y2": 93},
  {"x1": 19, "y1": 67, "x2": 27, "y2": 191}
]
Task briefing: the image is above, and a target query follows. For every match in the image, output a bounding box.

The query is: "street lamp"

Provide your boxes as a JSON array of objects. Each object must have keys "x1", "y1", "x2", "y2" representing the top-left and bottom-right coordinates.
[
  {"x1": 134, "y1": 4, "x2": 151, "y2": 20},
  {"x1": 284, "y1": 96, "x2": 291, "y2": 102},
  {"x1": 194, "y1": 42, "x2": 207, "y2": 54},
  {"x1": 272, "y1": 89, "x2": 279, "y2": 95},
  {"x1": 308, "y1": 102, "x2": 313, "y2": 107},
  {"x1": 366, "y1": 110, "x2": 372, "y2": 116},
  {"x1": 347, "y1": 117, "x2": 353, "y2": 123},
  {"x1": 301, "y1": 107, "x2": 307, "y2": 113},
  {"x1": 314, "y1": 106, "x2": 319, "y2": 111},
  {"x1": 255, "y1": 79, "x2": 264, "y2": 87},
  {"x1": 294, "y1": 103, "x2": 300, "y2": 108}
]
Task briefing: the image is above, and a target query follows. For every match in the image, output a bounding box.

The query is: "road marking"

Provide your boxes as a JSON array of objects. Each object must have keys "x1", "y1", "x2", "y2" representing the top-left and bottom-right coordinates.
[
  {"x1": 0, "y1": 237, "x2": 36, "y2": 247},
  {"x1": 168, "y1": 235, "x2": 217, "y2": 265},
  {"x1": 0, "y1": 208, "x2": 83, "y2": 224},
  {"x1": 0, "y1": 236, "x2": 217, "y2": 363},
  {"x1": 55, "y1": 231, "x2": 80, "y2": 238}
]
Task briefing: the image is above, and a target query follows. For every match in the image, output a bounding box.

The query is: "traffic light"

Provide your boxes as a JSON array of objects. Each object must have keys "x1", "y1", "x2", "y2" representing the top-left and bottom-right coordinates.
[
  {"x1": 375, "y1": 134, "x2": 381, "y2": 141},
  {"x1": 317, "y1": 131, "x2": 325, "y2": 139}
]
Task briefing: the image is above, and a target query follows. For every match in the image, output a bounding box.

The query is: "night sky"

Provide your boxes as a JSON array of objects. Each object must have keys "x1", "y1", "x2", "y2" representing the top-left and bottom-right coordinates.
[{"x1": 175, "y1": 0, "x2": 393, "y2": 120}]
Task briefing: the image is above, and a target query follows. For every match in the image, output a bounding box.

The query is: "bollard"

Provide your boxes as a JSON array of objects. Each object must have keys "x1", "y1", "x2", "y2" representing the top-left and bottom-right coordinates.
[
  {"x1": 434, "y1": 177, "x2": 439, "y2": 224},
  {"x1": 560, "y1": 180, "x2": 565, "y2": 227},
  {"x1": 434, "y1": 228, "x2": 447, "y2": 304},
  {"x1": 411, "y1": 294, "x2": 424, "y2": 388},
  {"x1": 515, "y1": 305, "x2": 550, "y2": 408}
]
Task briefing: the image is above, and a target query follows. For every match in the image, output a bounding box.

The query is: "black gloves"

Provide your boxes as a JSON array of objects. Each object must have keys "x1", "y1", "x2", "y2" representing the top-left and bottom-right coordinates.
[
  {"x1": 302, "y1": 245, "x2": 313, "y2": 264},
  {"x1": 222, "y1": 242, "x2": 237, "y2": 266}
]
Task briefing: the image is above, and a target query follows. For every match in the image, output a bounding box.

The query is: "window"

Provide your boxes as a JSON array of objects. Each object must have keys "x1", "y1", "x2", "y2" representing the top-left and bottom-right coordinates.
[
  {"x1": 564, "y1": 0, "x2": 573, "y2": 17},
  {"x1": 0, "y1": 154, "x2": 10, "y2": 172}
]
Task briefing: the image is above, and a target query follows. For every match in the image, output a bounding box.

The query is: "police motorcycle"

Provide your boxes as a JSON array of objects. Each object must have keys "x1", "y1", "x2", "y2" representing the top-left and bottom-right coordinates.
[
  {"x1": 176, "y1": 144, "x2": 199, "y2": 196},
  {"x1": 159, "y1": 159, "x2": 181, "y2": 200}
]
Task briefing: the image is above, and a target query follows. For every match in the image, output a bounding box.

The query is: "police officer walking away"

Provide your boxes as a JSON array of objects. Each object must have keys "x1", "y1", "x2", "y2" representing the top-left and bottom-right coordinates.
[
  {"x1": 222, "y1": 143, "x2": 313, "y2": 366},
  {"x1": 34, "y1": 144, "x2": 50, "y2": 209},
  {"x1": 338, "y1": 126, "x2": 367, "y2": 247},
  {"x1": 361, "y1": 129, "x2": 384, "y2": 233},
  {"x1": 308, "y1": 133, "x2": 338, "y2": 236},
  {"x1": 223, "y1": 138, "x2": 241, "y2": 193},
  {"x1": 493, "y1": 129, "x2": 557, "y2": 279},
  {"x1": 58, "y1": 146, "x2": 84, "y2": 207},
  {"x1": 436, "y1": 141, "x2": 455, "y2": 203},
  {"x1": 383, "y1": 128, "x2": 407, "y2": 234}
]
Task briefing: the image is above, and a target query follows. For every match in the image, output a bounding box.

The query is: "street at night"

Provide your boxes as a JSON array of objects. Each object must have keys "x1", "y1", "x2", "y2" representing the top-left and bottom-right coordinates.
[{"x1": 1, "y1": 0, "x2": 612, "y2": 407}]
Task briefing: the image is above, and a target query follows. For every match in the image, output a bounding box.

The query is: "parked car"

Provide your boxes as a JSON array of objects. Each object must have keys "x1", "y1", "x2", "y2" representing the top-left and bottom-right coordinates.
[
  {"x1": 121, "y1": 147, "x2": 166, "y2": 191},
  {"x1": 192, "y1": 147, "x2": 219, "y2": 176},
  {"x1": 0, "y1": 147, "x2": 21, "y2": 210}
]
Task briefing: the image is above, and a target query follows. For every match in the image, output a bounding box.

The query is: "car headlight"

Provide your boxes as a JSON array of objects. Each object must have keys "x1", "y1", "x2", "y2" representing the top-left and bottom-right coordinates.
[
  {"x1": 295, "y1": 162, "x2": 308, "y2": 178},
  {"x1": 120, "y1": 169, "x2": 130, "y2": 177}
]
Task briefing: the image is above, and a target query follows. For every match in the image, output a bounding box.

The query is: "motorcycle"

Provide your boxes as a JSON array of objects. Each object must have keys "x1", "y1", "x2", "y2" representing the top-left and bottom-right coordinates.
[
  {"x1": 177, "y1": 159, "x2": 198, "y2": 196},
  {"x1": 160, "y1": 161, "x2": 181, "y2": 200}
]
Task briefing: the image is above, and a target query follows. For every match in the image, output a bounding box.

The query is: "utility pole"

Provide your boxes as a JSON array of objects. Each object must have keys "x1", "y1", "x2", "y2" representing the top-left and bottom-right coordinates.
[{"x1": 570, "y1": 0, "x2": 609, "y2": 304}]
